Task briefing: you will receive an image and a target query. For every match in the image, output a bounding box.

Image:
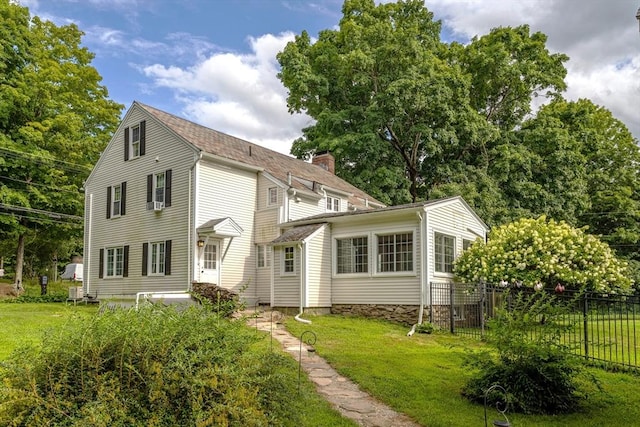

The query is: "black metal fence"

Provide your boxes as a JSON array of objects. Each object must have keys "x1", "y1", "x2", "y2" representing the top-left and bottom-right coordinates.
[{"x1": 430, "y1": 282, "x2": 640, "y2": 370}]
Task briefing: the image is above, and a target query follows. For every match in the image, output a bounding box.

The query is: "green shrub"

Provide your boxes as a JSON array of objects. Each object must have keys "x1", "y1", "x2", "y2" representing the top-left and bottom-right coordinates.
[
  {"x1": 462, "y1": 290, "x2": 599, "y2": 414},
  {"x1": 0, "y1": 305, "x2": 306, "y2": 426}
]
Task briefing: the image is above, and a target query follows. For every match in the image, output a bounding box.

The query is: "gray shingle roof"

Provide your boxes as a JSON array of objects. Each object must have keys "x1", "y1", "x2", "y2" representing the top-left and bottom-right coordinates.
[
  {"x1": 137, "y1": 102, "x2": 383, "y2": 209},
  {"x1": 270, "y1": 223, "x2": 326, "y2": 245}
]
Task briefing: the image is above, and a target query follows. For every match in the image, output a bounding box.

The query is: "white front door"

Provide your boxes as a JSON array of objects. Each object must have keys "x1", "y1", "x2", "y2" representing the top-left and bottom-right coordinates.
[{"x1": 200, "y1": 241, "x2": 220, "y2": 284}]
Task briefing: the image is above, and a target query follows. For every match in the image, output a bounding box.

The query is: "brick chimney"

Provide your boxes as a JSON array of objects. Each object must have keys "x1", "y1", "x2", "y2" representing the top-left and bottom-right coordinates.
[{"x1": 312, "y1": 151, "x2": 335, "y2": 174}]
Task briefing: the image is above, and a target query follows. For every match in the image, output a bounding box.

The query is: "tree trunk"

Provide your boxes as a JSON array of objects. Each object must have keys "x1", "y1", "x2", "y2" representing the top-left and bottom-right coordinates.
[{"x1": 14, "y1": 233, "x2": 25, "y2": 290}]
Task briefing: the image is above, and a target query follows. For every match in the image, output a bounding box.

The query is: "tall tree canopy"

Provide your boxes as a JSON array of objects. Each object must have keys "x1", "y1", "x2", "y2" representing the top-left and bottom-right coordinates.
[
  {"x1": 0, "y1": 0, "x2": 123, "y2": 285},
  {"x1": 278, "y1": 0, "x2": 640, "y2": 283},
  {"x1": 278, "y1": 0, "x2": 495, "y2": 204}
]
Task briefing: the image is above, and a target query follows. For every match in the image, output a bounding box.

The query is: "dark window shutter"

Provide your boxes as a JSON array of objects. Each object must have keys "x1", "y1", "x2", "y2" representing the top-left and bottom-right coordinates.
[
  {"x1": 99, "y1": 248, "x2": 104, "y2": 278},
  {"x1": 123, "y1": 245, "x2": 129, "y2": 278},
  {"x1": 106, "y1": 187, "x2": 111, "y2": 219},
  {"x1": 164, "y1": 240, "x2": 172, "y2": 275},
  {"x1": 146, "y1": 174, "x2": 153, "y2": 203},
  {"x1": 165, "y1": 169, "x2": 172, "y2": 207},
  {"x1": 142, "y1": 243, "x2": 148, "y2": 276},
  {"x1": 121, "y1": 182, "x2": 127, "y2": 216},
  {"x1": 140, "y1": 120, "x2": 146, "y2": 156},
  {"x1": 124, "y1": 127, "x2": 129, "y2": 161}
]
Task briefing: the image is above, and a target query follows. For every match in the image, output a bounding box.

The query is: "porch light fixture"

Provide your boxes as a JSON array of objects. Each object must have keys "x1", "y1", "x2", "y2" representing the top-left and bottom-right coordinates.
[{"x1": 197, "y1": 239, "x2": 205, "y2": 248}]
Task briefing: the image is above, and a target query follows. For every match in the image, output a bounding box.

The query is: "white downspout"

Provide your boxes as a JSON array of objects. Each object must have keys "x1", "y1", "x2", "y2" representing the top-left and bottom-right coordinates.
[
  {"x1": 408, "y1": 210, "x2": 427, "y2": 336},
  {"x1": 295, "y1": 242, "x2": 311, "y2": 324},
  {"x1": 85, "y1": 193, "x2": 93, "y2": 298},
  {"x1": 188, "y1": 153, "x2": 201, "y2": 290}
]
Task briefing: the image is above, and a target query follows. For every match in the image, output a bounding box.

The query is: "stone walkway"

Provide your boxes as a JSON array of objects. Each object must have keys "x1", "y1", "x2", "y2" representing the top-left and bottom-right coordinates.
[{"x1": 243, "y1": 310, "x2": 421, "y2": 427}]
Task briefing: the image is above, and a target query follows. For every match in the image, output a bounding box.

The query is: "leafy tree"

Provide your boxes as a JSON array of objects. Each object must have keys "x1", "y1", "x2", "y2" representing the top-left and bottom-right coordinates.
[
  {"x1": 454, "y1": 216, "x2": 631, "y2": 293},
  {"x1": 454, "y1": 25, "x2": 568, "y2": 131},
  {"x1": 0, "y1": 0, "x2": 122, "y2": 286},
  {"x1": 278, "y1": 0, "x2": 494, "y2": 203}
]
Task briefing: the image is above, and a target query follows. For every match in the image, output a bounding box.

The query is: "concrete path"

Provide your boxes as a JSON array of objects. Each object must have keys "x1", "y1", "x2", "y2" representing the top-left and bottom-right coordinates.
[{"x1": 243, "y1": 310, "x2": 421, "y2": 427}]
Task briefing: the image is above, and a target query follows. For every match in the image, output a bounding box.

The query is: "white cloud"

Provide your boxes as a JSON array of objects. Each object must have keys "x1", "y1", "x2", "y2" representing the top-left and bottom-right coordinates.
[
  {"x1": 142, "y1": 32, "x2": 312, "y2": 155},
  {"x1": 426, "y1": 0, "x2": 640, "y2": 141}
]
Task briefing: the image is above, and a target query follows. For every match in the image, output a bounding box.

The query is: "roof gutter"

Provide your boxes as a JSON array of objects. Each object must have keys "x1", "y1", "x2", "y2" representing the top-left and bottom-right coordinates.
[{"x1": 294, "y1": 242, "x2": 311, "y2": 324}]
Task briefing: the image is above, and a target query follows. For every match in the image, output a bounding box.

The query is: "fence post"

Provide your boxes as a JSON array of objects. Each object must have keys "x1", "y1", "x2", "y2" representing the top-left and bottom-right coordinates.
[
  {"x1": 429, "y1": 282, "x2": 433, "y2": 326},
  {"x1": 449, "y1": 282, "x2": 455, "y2": 334},
  {"x1": 583, "y1": 292, "x2": 589, "y2": 360},
  {"x1": 480, "y1": 282, "x2": 486, "y2": 338}
]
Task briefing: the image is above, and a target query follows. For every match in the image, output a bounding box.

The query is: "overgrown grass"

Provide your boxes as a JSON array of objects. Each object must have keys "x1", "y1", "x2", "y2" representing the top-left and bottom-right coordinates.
[
  {"x1": 284, "y1": 315, "x2": 640, "y2": 427},
  {"x1": 0, "y1": 304, "x2": 355, "y2": 427}
]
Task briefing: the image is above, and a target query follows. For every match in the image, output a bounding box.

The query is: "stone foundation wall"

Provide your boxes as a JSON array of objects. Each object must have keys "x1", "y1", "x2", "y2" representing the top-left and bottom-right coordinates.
[{"x1": 331, "y1": 304, "x2": 420, "y2": 325}]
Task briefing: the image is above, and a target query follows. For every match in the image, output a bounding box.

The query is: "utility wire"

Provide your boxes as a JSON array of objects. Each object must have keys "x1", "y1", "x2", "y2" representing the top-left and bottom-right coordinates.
[
  {"x1": 0, "y1": 175, "x2": 81, "y2": 194},
  {"x1": 0, "y1": 203, "x2": 83, "y2": 221},
  {"x1": 0, "y1": 147, "x2": 92, "y2": 174},
  {"x1": 0, "y1": 211, "x2": 83, "y2": 226}
]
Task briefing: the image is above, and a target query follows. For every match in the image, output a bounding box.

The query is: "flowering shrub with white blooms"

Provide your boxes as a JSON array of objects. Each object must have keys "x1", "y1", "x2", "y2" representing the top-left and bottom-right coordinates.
[{"x1": 454, "y1": 216, "x2": 632, "y2": 293}]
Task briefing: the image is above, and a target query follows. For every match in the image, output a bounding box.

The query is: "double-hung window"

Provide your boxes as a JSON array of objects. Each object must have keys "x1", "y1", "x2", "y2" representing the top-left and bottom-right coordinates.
[
  {"x1": 150, "y1": 241, "x2": 166, "y2": 275},
  {"x1": 106, "y1": 182, "x2": 126, "y2": 219},
  {"x1": 326, "y1": 196, "x2": 340, "y2": 212},
  {"x1": 268, "y1": 187, "x2": 278, "y2": 206},
  {"x1": 336, "y1": 236, "x2": 368, "y2": 274},
  {"x1": 435, "y1": 232, "x2": 455, "y2": 273},
  {"x1": 106, "y1": 247, "x2": 124, "y2": 277},
  {"x1": 111, "y1": 184, "x2": 122, "y2": 217},
  {"x1": 377, "y1": 232, "x2": 413, "y2": 273},
  {"x1": 147, "y1": 170, "x2": 172, "y2": 209},
  {"x1": 124, "y1": 121, "x2": 145, "y2": 161},
  {"x1": 257, "y1": 245, "x2": 270, "y2": 268},
  {"x1": 283, "y1": 246, "x2": 295, "y2": 274}
]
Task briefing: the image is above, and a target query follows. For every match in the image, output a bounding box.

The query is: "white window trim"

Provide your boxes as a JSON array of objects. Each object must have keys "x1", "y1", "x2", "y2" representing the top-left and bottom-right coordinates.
[
  {"x1": 154, "y1": 171, "x2": 165, "y2": 204},
  {"x1": 257, "y1": 244, "x2": 271, "y2": 269},
  {"x1": 149, "y1": 241, "x2": 165, "y2": 276},
  {"x1": 326, "y1": 195, "x2": 340, "y2": 212},
  {"x1": 267, "y1": 187, "x2": 278, "y2": 207},
  {"x1": 129, "y1": 124, "x2": 141, "y2": 160},
  {"x1": 434, "y1": 230, "x2": 456, "y2": 277},
  {"x1": 105, "y1": 246, "x2": 124, "y2": 278},
  {"x1": 111, "y1": 184, "x2": 122, "y2": 218},
  {"x1": 281, "y1": 246, "x2": 295, "y2": 276},
  {"x1": 374, "y1": 228, "x2": 416, "y2": 277},
  {"x1": 333, "y1": 235, "x2": 369, "y2": 277}
]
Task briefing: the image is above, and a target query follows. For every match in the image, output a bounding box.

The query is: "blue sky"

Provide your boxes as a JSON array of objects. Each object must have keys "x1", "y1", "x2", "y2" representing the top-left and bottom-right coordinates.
[{"x1": 19, "y1": 0, "x2": 640, "y2": 154}]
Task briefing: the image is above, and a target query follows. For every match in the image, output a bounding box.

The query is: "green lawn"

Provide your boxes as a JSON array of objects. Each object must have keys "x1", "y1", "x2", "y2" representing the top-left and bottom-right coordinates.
[
  {"x1": 285, "y1": 314, "x2": 640, "y2": 427},
  {"x1": 0, "y1": 303, "x2": 98, "y2": 360}
]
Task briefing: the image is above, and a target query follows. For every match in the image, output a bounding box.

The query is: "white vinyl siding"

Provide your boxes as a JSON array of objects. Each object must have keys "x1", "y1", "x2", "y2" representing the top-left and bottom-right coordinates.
[
  {"x1": 84, "y1": 105, "x2": 196, "y2": 297},
  {"x1": 273, "y1": 246, "x2": 300, "y2": 306},
  {"x1": 196, "y1": 160, "x2": 257, "y2": 295},
  {"x1": 306, "y1": 226, "x2": 331, "y2": 307}
]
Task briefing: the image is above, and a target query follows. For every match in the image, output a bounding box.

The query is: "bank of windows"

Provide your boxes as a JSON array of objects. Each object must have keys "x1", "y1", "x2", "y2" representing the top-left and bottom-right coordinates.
[
  {"x1": 326, "y1": 196, "x2": 340, "y2": 212},
  {"x1": 257, "y1": 245, "x2": 271, "y2": 268},
  {"x1": 335, "y1": 232, "x2": 414, "y2": 275},
  {"x1": 283, "y1": 246, "x2": 295, "y2": 274},
  {"x1": 435, "y1": 232, "x2": 455, "y2": 274}
]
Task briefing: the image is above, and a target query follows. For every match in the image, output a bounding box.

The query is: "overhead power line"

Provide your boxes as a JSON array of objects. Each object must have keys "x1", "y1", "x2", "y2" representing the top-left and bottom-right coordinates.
[
  {"x1": 0, "y1": 203, "x2": 83, "y2": 221},
  {"x1": 0, "y1": 175, "x2": 81, "y2": 194},
  {"x1": 0, "y1": 147, "x2": 92, "y2": 174}
]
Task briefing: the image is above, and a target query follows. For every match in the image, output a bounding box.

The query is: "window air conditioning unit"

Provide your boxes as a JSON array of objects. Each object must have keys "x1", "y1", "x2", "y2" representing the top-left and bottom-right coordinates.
[{"x1": 153, "y1": 201, "x2": 164, "y2": 211}]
